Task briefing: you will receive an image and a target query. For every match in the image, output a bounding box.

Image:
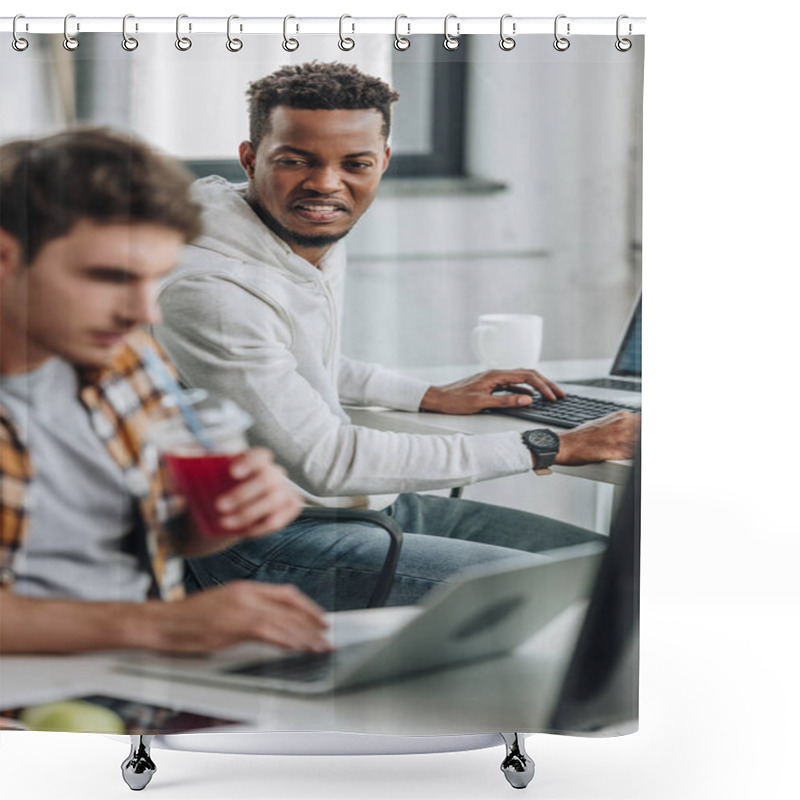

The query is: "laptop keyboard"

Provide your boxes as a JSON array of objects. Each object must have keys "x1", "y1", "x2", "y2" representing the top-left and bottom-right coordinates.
[
  {"x1": 489, "y1": 394, "x2": 639, "y2": 429},
  {"x1": 562, "y1": 377, "x2": 640, "y2": 392},
  {"x1": 224, "y1": 642, "x2": 370, "y2": 683}
]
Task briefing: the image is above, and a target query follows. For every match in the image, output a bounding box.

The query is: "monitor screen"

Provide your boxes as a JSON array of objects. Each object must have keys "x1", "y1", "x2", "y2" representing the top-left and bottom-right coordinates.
[
  {"x1": 611, "y1": 296, "x2": 642, "y2": 378},
  {"x1": 549, "y1": 445, "x2": 640, "y2": 733}
]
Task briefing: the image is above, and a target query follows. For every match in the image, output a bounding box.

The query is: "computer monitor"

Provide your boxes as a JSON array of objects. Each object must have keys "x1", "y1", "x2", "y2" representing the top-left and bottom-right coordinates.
[{"x1": 549, "y1": 446, "x2": 641, "y2": 733}]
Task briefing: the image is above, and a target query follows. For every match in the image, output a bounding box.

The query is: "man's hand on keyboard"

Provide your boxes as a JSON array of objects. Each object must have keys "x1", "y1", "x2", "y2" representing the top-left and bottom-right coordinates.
[
  {"x1": 420, "y1": 369, "x2": 566, "y2": 414},
  {"x1": 142, "y1": 582, "x2": 333, "y2": 655},
  {"x1": 556, "y1": 411, "x2": 640, "y2": 465}
]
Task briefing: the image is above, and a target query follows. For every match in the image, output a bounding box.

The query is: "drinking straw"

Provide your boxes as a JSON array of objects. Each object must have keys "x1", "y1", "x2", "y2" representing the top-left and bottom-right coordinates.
[{"x1": 141, "y1": 346, "x2": 215, "y2": 451}]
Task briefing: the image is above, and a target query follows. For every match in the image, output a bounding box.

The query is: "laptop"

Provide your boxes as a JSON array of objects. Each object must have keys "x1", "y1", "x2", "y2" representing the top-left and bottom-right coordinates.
[
  {"x1": 488, "y1": 294, "x2": 640, "y2": 428},
  {"x1": 117, "y1": 544, "x2": 605, "y2": 695},
  {"x1": 559, "y1": 293, "x2": 642, "y2": 407}
]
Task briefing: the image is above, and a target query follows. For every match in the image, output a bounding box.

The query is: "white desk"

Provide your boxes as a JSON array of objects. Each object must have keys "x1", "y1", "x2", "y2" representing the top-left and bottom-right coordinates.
[
  {"x1": 347, "y1": 359, "x2": 634, "y2": 488},
  {"x1": 0, "y1": 604, "x2": 587, "y2": 737},
  {"x1": 0, "y1": 360, "x2": 627, "y2": 742}
]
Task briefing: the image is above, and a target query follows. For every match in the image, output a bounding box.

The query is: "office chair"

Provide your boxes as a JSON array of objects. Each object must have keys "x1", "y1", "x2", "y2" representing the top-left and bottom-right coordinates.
[{"x1": 296, "y1": 507, "x2": 404, "y2": 609}]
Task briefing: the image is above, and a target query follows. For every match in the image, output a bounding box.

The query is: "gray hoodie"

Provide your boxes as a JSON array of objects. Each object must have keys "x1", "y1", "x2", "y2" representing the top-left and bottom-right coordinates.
[{"x1": 155, "y1": 177, "x2": 530, "y2": 509}]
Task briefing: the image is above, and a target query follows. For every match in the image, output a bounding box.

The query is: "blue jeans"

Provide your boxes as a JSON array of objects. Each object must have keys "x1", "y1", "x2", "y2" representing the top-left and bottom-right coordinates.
[{"x1": 184, "y1": 493, "x2": 604, "y2": 610}]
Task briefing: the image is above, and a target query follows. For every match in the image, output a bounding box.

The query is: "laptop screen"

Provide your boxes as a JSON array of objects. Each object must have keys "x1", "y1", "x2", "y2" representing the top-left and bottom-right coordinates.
[{"x1": 610, "y1": 296, "x2": 642, "y2": 378}]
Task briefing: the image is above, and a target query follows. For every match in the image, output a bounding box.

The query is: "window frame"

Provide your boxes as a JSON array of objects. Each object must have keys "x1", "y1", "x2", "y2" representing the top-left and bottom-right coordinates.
[{"x1": 384, "y1": 40, "x2": 468, "y2": 179}]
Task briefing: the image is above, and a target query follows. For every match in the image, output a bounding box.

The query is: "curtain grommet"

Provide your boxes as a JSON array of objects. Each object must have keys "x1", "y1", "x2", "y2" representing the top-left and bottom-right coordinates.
[
  {"x1": 443, "y1": 14, "x2": 460, "y2": 51},
  {"x1": 122, "y1": 14, "x2": 139, "y2": 51},
  {"x1": 282, "y1": 15, "x2": 299, "y2": 52},
  {"x1": 553, "y1": 14, "x2": 570, "y2": 52},
  {"x1": 338, "y1": 15, "x2": 355, "y2": 51},
  {"x1": 226, "y1": 15, "x2": 243, "y2": 52},
  {"x1": 12, "y1": 15, "x2": 29, "y2": 51},
  {"x1": 499, "y1": 14, "x2": 516, "y2": 51},
  {"x1": 394, "y1": 15, "x2": 410, "y2": 51},
  {"x1": 175, "y1": 14, "x2": 192, "y2": 51},
  {"x1": 615, "y1": 15, "x2": 632, "y2": 52},
  {"x1": 63, "y1": 13, "x2": 79, "y2": 51}
]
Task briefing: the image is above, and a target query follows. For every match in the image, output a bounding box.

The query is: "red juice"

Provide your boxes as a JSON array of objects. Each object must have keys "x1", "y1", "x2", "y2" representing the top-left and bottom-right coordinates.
[{"x1": 165, "y1": 453, "x2": 240, "y2": 537}]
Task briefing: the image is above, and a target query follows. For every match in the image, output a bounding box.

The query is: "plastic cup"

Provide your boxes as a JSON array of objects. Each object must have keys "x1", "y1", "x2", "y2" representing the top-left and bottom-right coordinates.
[{"x1": 149, "y1": 391, "x2": 253, "y2": 537}]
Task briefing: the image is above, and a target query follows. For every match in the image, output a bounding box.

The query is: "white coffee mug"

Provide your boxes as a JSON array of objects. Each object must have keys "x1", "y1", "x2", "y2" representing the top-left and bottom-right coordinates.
[{"x1": 471, "y1": 313, "x2": 544, "y2": 369}]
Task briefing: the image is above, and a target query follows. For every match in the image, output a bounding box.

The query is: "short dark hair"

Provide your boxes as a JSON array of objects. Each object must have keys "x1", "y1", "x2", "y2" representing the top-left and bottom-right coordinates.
[
  {"x1": 247, "y1": 61, "x2": 399, "y2": 148},
  {"x1": 0, "y1": 127, "x2": 202, "y2": 264}
]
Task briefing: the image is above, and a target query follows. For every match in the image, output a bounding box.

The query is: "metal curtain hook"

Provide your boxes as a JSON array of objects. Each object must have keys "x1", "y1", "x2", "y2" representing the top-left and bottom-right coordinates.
[
  {"x1": 615, "y1": 14, "x2": 632, "y2": 51},
  {"x1": 499, "y1": 14, "x2": 516, "y2": 51},
  {"x1": 63, "y1": 13, "x2": 79, "y2": 51},
  {"x1": 227, "y1": 15, "x2": 243, "y2": 51},
  {"x1": 12, "y1": 14, "x2": 29, "y2": 51},
  {"x1": 553, "y1": 14, "x2": 570, "y2": 51},
  {"x1": 338, "y1": 14, "x2": 355, "y2": 51},
  {"x1": 175, "y1": 14, "x2": 192, "y2": 51},
  {"x1": 394, "y1": 15, "x2": 410, "y2": 51},
  {"x1": 443, "y1": 14, "x2": 460, "y2": 51},
  {"x1": 283, "y1": 15, "x2": 299, "y2": 51},
  {"x1": 122, "y1": 14, "x2": 139, "y2": 51}
]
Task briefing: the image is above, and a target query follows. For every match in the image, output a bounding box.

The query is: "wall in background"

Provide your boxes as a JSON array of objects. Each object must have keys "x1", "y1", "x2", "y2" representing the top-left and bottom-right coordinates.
[{"x1": 344, "y1": 35, "x2": 642, "y2": 368}]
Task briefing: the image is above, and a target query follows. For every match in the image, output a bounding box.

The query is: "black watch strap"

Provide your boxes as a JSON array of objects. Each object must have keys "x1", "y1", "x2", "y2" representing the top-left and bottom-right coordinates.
[{"x1": 521, "y1": 429, "x2": 560, "y2": 475}]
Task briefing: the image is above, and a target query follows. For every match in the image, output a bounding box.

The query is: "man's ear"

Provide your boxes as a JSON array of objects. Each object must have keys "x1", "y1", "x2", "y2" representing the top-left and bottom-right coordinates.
[
  {"x1": 0, "y1": 228, "x2": 23, "y2": 279},
  {"x1": 381, "y1": 145, "x2": 392, "y2": 175},
  {"x1": 239, "y1": 141, "x2": 257, "y2": 181}
]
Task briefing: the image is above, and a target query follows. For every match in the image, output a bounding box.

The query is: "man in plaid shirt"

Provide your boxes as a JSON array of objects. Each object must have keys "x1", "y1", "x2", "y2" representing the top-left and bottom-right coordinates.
[{"x1": 0, "y1": 128, "x2": 329, "y2": 655}]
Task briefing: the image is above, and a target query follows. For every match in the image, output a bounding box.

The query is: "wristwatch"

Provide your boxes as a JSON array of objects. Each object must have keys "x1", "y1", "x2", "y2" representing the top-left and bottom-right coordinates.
[{"x1": 521, "y1": 429, "x2": 560, "y2": 475}]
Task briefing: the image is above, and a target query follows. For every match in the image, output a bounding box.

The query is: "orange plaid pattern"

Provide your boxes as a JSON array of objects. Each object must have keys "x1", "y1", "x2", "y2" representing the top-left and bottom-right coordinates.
[{"x1": 1, "y1": 330, "x2": 186, "y2": 600}]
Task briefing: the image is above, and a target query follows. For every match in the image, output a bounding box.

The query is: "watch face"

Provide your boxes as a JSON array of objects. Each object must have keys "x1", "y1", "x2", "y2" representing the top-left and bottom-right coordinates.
[{"x1": 525, "y1": 429, "x2": 560, "y2": 450}]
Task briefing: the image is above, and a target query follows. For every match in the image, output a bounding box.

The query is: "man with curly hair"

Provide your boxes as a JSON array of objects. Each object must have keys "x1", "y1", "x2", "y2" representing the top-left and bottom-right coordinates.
[{"x1": 155, "y1": 62, "x2": 638, "y2": 610}]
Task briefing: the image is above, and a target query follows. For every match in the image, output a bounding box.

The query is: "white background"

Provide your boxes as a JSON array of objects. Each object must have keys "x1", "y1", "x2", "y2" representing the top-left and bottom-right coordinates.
[{"x1": 1, "y1": 1, "x2": 798, "y2": 799}]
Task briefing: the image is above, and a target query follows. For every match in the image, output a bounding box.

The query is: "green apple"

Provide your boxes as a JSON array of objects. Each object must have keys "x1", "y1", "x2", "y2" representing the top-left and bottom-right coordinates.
[{"x1": 19, "y1": 701, "x2": 126, "y2": 733}]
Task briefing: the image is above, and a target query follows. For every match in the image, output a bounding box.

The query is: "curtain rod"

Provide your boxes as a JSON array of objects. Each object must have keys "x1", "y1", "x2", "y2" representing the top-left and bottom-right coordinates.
[{"x1": 1, "y1": 16, "x2": 646, "y2": 36}]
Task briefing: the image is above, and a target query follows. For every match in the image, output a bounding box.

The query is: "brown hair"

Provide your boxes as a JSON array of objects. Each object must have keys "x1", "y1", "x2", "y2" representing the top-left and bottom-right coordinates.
[
  {"x1": 247, "y1": 61, "x2": 399, "y2": 149},
  {"x1": 0, "y1": 127, "x2": 202, "y2": 263}
]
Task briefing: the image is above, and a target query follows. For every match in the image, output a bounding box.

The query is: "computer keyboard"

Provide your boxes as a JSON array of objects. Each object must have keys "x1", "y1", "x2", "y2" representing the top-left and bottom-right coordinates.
[
  {"x1": 489, "y1": 394, "x2": 640, "y2": 429},
  {"x1": 562, "y1": 377, "x2": 640, "y2": 392},
  {"x1": 224, "y1": 642, "x2": 370, "y2": 683}
]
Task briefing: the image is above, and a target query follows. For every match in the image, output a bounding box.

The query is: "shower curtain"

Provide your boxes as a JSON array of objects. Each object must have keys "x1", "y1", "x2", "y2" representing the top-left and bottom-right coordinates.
[{"x1": 0, "y1": 20, "x2": 642, "y2": 746}]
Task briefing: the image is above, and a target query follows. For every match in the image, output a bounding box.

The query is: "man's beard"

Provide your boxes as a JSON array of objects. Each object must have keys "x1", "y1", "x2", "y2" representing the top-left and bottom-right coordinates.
[{"x1": 252, "y1": 202, "x2": 352, "y2": 249}]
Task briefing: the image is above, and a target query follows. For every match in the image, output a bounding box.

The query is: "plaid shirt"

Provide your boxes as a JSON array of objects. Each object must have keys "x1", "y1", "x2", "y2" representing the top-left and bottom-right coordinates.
[{"x1": 0, "y1": 330, "x2": 186, "y2": 601}]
